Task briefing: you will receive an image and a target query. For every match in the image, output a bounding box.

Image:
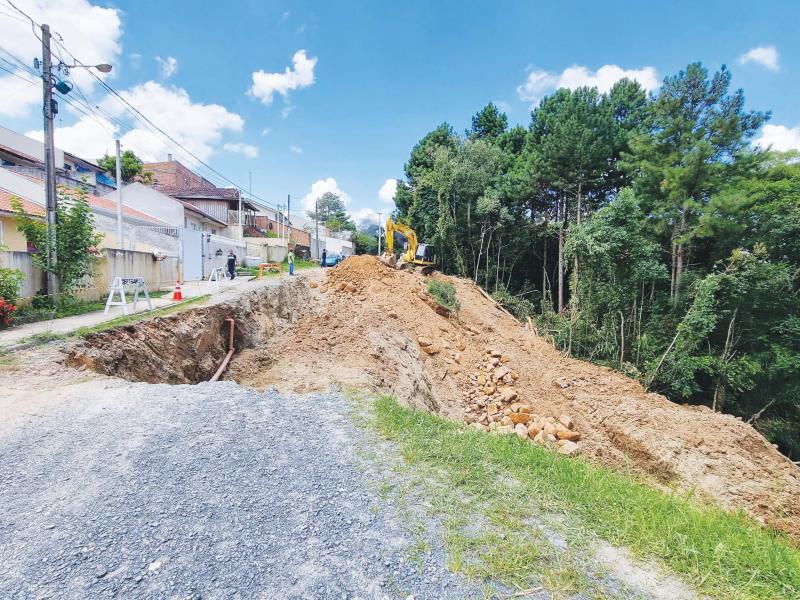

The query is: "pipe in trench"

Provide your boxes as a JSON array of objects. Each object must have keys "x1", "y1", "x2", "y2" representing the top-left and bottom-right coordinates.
[{"x1": 210, "y1": 317, "x2": 235, "y2": 382}]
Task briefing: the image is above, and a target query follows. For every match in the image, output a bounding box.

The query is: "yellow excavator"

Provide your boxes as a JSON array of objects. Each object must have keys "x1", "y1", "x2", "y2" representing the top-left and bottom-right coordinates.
[{"x1": 380, "y1": 217, "x2": 436, "y2": 274}]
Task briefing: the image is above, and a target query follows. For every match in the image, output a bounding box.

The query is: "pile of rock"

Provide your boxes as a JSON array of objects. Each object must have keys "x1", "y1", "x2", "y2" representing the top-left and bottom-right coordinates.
[{"x1": 461, "y1": 348, "x2": 581, "y2": 456}]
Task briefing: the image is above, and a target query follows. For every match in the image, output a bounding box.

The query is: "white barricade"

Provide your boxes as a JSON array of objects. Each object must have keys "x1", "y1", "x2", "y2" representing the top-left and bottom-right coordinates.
[{"x1": 104, "y1": 276, "x2": 153, "y2": 316}]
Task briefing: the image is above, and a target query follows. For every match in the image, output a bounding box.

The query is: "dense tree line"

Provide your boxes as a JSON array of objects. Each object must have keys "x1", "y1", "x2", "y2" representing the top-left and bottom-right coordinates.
[{"x1": 393, "y1": 62, "x2": 800, "y2": 458}]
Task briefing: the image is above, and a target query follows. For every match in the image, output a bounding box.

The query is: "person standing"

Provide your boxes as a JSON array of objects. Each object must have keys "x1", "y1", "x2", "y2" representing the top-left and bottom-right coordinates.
[
  {"x1": 321, "y1": 248, "x2": 327, "y2": 268},
  {"x1": 287, "y1": 247, "x2": 295, "y2": 275},
  {"x1": 226, "y1": 249, "x2": 237, "y2": 280}
]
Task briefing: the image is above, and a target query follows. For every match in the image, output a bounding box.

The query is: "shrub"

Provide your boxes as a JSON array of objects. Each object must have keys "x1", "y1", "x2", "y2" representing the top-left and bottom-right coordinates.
[
  {"x1": 0, "y1": 298, "x2": 16, "y2": 326},
  {"x1": 427, "y1": 279, "x2": 460, "y2": 314},
  {"x1": 0, "y1": 267, "x2": 23, "y2": 304},
  {"x1": 492, "y1": 287, "x2": 536, "y2": 320}
]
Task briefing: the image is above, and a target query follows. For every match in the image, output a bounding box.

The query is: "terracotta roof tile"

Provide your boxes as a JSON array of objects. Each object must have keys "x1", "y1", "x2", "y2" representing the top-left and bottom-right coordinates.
[{"x1": 0, "y1": 188, "x2": 45, "y2": 217}]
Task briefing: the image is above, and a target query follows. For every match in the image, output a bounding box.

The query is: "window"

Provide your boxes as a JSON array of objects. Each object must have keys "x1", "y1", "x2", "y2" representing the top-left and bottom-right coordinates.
[{"x1": 211, "y1": 228, "x2": 217, "y2": 235}]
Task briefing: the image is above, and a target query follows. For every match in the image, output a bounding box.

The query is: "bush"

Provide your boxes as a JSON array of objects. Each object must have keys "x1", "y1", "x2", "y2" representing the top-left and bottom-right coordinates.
[
  {"x1": 0, "y1": 267, "x2": 23, "y2": 304},
  {"x1": 0, "y1": 298, "x2": 16, "y2": 326},
  {"x1": 492, "y1": 287, "x2": 536, "y2": 320},
  {"x1": 427, "y1": 279, "x2": 460, "y2": 314}
]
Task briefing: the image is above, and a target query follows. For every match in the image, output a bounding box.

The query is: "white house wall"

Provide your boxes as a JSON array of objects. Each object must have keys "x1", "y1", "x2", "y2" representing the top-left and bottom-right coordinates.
[{"x1": 117, "y1": 182, "x2": 185, "y2": 227}]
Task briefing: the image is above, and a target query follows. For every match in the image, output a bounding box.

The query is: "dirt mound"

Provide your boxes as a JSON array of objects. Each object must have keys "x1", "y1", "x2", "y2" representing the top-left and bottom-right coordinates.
[{"x1": 230, "y1": 256, "x2": 800, "y2": 541}]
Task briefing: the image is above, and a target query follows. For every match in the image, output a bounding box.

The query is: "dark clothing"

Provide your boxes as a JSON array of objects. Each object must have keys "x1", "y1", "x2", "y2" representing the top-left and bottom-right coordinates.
[
  {"x1": 227, "y1": 254, "x2": 237, "y2": 279},
  {"x1": 321, "y1": 251, "x2": 327, "y2": 268}
]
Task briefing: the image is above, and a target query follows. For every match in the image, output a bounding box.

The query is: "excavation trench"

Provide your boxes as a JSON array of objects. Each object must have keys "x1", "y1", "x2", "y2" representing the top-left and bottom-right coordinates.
[
  {"x1": 64, "y1": 258, "x2": 800, "y2": 543},
  {"x1": 66, "y1": 280, "x2": 309, "y2": 385}
]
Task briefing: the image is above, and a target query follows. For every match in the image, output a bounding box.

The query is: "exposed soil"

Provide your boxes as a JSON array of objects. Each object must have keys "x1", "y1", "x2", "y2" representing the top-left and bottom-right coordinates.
[
  {"x1": 66, "y1": 257, "x2": 800, "y2": 541},
  {"x1": 231, "y1": 257, "x2": 800, "y2": 541}
]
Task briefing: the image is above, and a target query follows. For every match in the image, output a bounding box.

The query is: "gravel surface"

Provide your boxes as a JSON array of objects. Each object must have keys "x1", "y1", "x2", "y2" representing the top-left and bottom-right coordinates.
[{"x1": 0, "y1": 382, "x2": 484, "y2": 599}]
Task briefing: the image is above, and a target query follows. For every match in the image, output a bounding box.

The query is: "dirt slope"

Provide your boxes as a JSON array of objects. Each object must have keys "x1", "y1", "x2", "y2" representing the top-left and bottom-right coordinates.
[{"x1": 229, "y1": 256, "x2": 800, "y2": 541}]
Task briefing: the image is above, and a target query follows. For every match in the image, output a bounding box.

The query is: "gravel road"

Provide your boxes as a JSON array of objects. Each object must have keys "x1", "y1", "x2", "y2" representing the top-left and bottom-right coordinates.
[{"x1": 0, "y1": 382, "x2": 484, "y2": 599}]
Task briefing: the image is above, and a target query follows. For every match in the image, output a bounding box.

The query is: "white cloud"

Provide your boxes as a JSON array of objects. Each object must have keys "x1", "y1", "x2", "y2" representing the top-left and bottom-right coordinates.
[
  {"x1": 279, "y1": 10, "x2": 289, "y2": 23},
  {"x1": 738, "y1": 46, "x2": 779, "y2": 71},
  {"x1": 261, "y1": 128, "x2": 271, "y2": 136},
  {"x1": 0, "y1": 73, "x2": 42, "y2": 118},
  {"x1": 0, "y1": 0, "x2": 122, "y2": 117},
  {"x1": 378, "y1": 178, "x2": 397, "y2": 204},
  {"x1": 26, "y1": 115, "x2": 118, "y2": 160},
  {"x1": 289, "y1": 145, "x2": 303, "y2": 154},
  {"x1": 155, "y1": 55, "x2": 178, "y2": 79},
  {"x1": 352, "y1": 207, "x2": 381, "y2": 227},
  {"x1": 517, "y1": 64, "x2": 659, "y2": 104},
  {"x1": 300, "y1": 177, "x2": 351, "y2": 211},
  {"x1": 281, "y1": 104, "x2": 294, "y2": 118},
  {"x1": 103, "y1": 81, "x2": 244, "y2": 162},
  {"x1": 755, "y1": 124, "x2": 800, "y2": 152},
  {"x1": 250, "y1": 49, "x2": 317, "y2": 105},
  {"x1": 223, "y1": 142, "x2": 258, "y2": 158}
]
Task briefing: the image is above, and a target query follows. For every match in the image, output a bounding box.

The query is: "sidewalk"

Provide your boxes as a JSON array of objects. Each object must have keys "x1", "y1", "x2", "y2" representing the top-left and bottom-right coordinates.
[{"x1": 0, "y1": 273, "x2": 293, "y2": 349}]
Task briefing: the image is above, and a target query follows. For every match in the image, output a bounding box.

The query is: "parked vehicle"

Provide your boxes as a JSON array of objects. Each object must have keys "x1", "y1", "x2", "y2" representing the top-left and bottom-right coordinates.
[{"x1": 322, "y1": 252, "x2": 344, "y2": 267}]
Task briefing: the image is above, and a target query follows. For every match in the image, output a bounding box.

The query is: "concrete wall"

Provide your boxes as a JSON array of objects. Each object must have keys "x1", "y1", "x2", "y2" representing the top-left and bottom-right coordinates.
[
  {"x1": 205, "y1": 234, "x2": 246, "y2": 274},
  {"x1": 93, "y1": 212, "x2": 181, "y2": 256},
  {"x1": 0, "y1": 249, "x2": 180, "y2": 304},
  {"x1": 244, "y1": 237, "x2": 287, "y2": 263},
  {"x1": 118, "y1": 182, "x2": 185, "y2": 227},
  {"x1": 0, "y1": 250, "x2": 46, "y2": 301}
]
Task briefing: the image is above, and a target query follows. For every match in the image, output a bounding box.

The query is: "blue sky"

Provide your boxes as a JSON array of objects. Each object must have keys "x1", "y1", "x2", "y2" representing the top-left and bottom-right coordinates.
[{"x1": 1, "y1": 0, "x2": 799, "y2": 223}]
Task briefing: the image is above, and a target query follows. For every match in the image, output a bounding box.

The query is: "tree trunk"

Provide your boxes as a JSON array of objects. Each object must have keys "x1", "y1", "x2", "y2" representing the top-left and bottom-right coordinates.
[
  {"x1": 674, "y1": 208, "x2": 688, "y2": 301},
  {"x1": 542, "y1": 221, "x2": 548, "y2": 311},
  {"x1": 495, "y1": 233, "x2": 502, "y2": 292},
  {"x1": 557, "y1": 198, "x2": 565, "y2": 313},
  {"x1": 712, "y1": 310, "x2": 737, "y2": 412},
  {"x1": 484, "y1": 228, "x2": 493, "y2": 290},
  {"x1": 573, "y1": 182, "x2": 582, "y2": 303},
  {"x1": 670, "y1": 240, "x2": 676, "y2": 300}
]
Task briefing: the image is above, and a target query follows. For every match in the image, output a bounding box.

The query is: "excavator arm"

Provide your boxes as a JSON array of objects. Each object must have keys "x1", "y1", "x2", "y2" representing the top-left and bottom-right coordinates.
[
  {"x1": 381, "y1": 217, "x2": 434, "y2": 273},
  {"x1": 385, "y1": 217, "x2": 417, "y2": 263}
]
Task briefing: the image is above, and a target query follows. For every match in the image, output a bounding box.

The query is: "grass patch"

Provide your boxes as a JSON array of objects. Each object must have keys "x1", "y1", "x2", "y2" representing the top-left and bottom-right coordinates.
[
  {"x1": 369, "y1": 395, "x2": 800, "y2": 600},
  {"x1": 17, "y1": 295, "x2": 210, "y2": 346},
  {"x1": 427, "y1": 279, "x2": 460, "y2": 314},
  {"x1": 240, "y1": 258, "x2": 317, "y2": 278}
]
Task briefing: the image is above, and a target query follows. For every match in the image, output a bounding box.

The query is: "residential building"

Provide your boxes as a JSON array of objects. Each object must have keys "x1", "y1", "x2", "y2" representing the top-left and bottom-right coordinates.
[
  {"x1": 0, "y1": 167, "x2": 178, "y2": 256},
  {"x1": 143, "y1": 158, "x2": 258, "y2": 239},
  {"x1": 0, "y1": 125, "x2": 116, "y2": 196}
]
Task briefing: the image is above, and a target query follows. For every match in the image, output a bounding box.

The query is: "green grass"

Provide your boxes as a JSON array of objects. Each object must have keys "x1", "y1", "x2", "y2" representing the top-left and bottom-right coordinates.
[
  {"x1": 367, "y1": 394, "x2": 800, "y2": 600},
  {"x1": 18, "y1": 294, "x2": 210, "y2": 346}
]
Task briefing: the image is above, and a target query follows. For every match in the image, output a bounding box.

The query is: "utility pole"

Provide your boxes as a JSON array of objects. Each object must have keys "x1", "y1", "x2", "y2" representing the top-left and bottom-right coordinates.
[
  {"x1": 287, "y1": 194, "x2": 291, "y2": 247},
  {"x1": 41, "y1": 23, "x2": 59, "y2": 299},
  {"x1": 377, "y1": 211, "x2": 382, "y2": 255},
  {"x1": 315, "y1": 197, "x2": 319, "y2": 260},
  {"x1": 115, "y1": 139, "x2": 123, "y2": 249}
]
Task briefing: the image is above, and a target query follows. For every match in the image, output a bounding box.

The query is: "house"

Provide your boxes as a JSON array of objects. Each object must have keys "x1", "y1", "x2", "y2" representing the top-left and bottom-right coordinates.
[
  {"x1": 0, "y1": 167, "x2": 179, "y2": 256},
  {"x1": 0, "y1": 187, "x2": 44, "y2": 252},
  {"x1": 117, "y1": 182, "x2": 227, "y2": 233},
  {"x1": 0, "y1": 125, "x2": 116, "y2": 196},
  {"x1": 143, "y1": 158, "x2": 258, "y2": 239}
]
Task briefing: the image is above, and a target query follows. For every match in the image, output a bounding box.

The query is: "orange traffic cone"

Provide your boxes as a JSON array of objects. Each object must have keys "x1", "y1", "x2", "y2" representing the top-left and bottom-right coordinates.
[{"x1": 172, "y1": 280, "x2": 183, "y2": 301}]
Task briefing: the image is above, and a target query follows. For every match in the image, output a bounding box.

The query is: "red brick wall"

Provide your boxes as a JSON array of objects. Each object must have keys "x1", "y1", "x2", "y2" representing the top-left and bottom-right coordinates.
[
  {"x1": 253, "y1": 216, "x2": 311, "y2": 246},
  {"x1": 144, "y1": 161, "x2": 215, "y2": 190}
]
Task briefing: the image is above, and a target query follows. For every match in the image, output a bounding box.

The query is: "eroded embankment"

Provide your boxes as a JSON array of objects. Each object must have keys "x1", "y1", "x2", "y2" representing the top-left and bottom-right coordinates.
[{"x1": 66, "y1": 279, "x2": 310, "y2": 384}]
